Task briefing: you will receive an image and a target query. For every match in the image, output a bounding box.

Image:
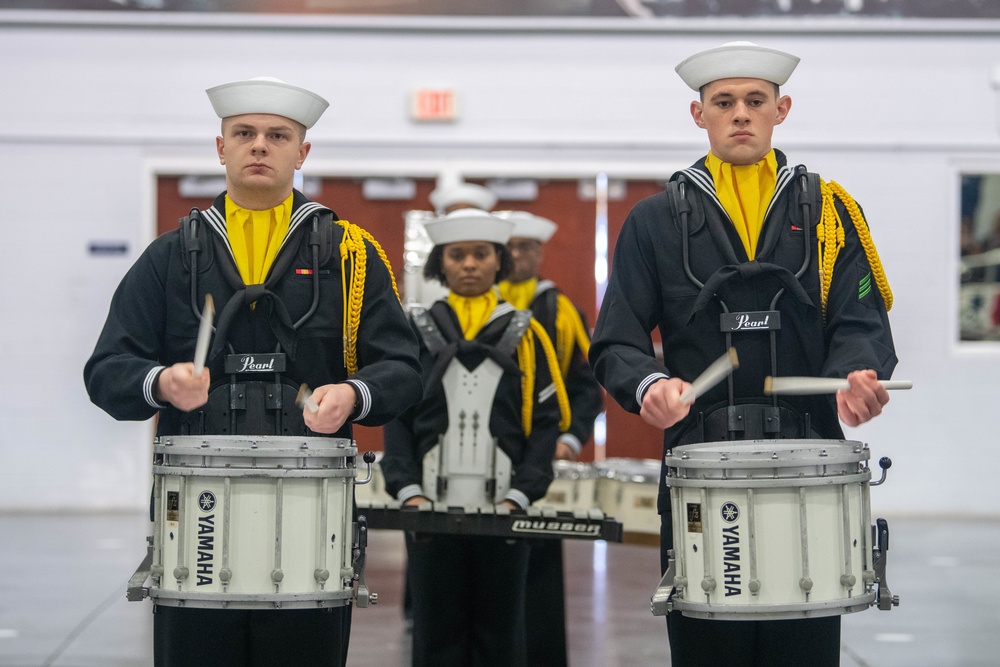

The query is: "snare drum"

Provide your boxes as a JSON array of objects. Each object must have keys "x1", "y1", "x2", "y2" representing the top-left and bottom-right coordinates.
[
  {"x1": 665, "y1": 439, "x2": 875, "y2": 620},
  {"x1": 150, "y1": 435, "x2": 357, "y2": 609},
  {"x1": 534, "y1": 461, "x2": 598, "y2": 513},
  {"x1": 595, "y1": 458, "x2": 662, "y2": 543}
]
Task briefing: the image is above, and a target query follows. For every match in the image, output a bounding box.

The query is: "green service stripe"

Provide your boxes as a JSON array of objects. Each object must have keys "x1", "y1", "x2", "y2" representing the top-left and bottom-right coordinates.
[
  {"x1": 859, "y1": 284, "x2": 872, "y2": 299},
  {"x1": 859, "y1": 273, "x2": 872, "y2": 288}
]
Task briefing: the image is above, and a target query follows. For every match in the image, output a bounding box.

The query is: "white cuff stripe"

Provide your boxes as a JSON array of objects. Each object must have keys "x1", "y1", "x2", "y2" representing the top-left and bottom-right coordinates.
[
  {"x1": 636, "y1": 372, "x2": 670, "y2": 407},
  {"x1": 397, "y1": 484, "x2": 424, "y2": 504},
  {"x1": 505, "y1": 489, "x2": 530, "y2": 510},
  {"x1": 557, "y1": 433, "x2": 582, "y2": 455},
  {"x1": 144, "y1": 367, "x2": 167, "y2": 409},
  {"x1": 346, "y1": 380, "x2": 371, "y2": 420}
]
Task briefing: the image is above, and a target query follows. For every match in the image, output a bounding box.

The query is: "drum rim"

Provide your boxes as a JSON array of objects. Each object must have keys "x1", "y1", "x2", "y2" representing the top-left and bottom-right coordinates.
[
  {"x1": 668, "y1": 590, "x2": 876, "y2": 621},
  {"x1": 593, "y1": 457, "x2": 661, "y2": 483},
  {"x1": 149, "y1": 587, "x2": 354, "y2": 609},
  {"x1": 667, "y1": 440, "x2": 868, "y2": 470}
]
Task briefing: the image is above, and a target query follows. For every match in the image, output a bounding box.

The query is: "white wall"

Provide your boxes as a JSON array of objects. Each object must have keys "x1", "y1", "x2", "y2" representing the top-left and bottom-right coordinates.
[{"x1": 2, "y1": 11, "x2": 998, "y2": 515}]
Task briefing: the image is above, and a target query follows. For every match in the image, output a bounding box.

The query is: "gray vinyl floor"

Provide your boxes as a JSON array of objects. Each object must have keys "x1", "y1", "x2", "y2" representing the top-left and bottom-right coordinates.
[{"x1": 0, "y1": 512, "x2": 996, "y2": 666}]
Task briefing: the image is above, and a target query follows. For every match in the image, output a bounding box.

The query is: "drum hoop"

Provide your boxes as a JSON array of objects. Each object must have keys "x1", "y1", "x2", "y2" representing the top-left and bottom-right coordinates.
[
  {"x1": 149, "y1": 588, "x2": 353, "y2": 609},
  {"x1": 666, "y1": 471, "x2": 870, "y2": 488},
  {"x1": 669, "y1": 591, "x2": 875, "y2": 621},
  {"x1": 155, "y1": 435, "x2": 355, "y2": 458},
  {"x1": 593, "y1": 459, "x2": 661, "y2": 484},
  {"x1": 152, "y1": 465, "x2": 357, "y2": 479},
  {"x1": 667, "y1": 451, "x2": 867, "y2": 470}
]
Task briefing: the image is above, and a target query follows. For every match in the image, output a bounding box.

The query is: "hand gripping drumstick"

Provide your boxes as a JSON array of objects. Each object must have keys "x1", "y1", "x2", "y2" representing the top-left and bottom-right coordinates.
[
  {"x1": 678, "y1": 348, "x2": 740, "y2": 405},
  {"x1": 192, "y1": 294, "x2": 215, "y2": 377},
  {"x1": 296, "y1": 383, "x2": 320, "y2": 414},
  {"x1": 763, "y1": 376, "x2": 913, "y2": 396}
]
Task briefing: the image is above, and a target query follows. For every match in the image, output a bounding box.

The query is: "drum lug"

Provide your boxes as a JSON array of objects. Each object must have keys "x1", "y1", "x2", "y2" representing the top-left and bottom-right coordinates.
[
  {"x1": 126, "y1": 536, "x2": 154, "y2": 602},
  {"x1": 351, "y1": 516, "x2": 378, "y2": 608},
  {"x1": 872, "y1": 517, "x2": 900, "y2": 610},
  {"x1": 650, "y1": 551, "x2": 678, "y2": 616}
]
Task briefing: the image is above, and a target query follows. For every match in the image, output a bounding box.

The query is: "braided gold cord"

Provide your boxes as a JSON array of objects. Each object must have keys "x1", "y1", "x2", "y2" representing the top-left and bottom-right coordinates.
[
  {"x1": 817, "y1": 180, "x2": 844, "y2": 321},
  {"x1": 817, "y1": 180, "x2": 893, "y2": 321},
  {"x1": 529, "y1": 318, "x2": 572, "y2": 433},
  {"x1": 554, "y1": 293, "x2": 591, "y2": 378},
  {"x1": 517, "y1": 328, "x2": 536, "y2": 436},
  {"x1": 356, "y1": 226, "x2": 401, "y2": 302},
  {"x1": 333, "y1": 220, "x2": 404, "y2": 376},
  {"x1": 827, "y1": 181, "x2": 893, "y2": 312}
]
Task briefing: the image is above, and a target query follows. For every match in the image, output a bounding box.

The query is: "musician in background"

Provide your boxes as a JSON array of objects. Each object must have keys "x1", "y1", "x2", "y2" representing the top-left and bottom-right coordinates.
[
  {"x1": 381, "y1": 209, "x2": 570, "y2": 667},
  {"x1": 589, "y1": 42, "x2": 897, "y2": 665},
  {"x1": 84, "y1": 76, "x2": 422, "y2": 666},
  {"x1": 498, "y1": 211, "x2": 604, "y2": 667},
  {"x1": 429, "y1": 170, "x2": 498, "y2": 215}
]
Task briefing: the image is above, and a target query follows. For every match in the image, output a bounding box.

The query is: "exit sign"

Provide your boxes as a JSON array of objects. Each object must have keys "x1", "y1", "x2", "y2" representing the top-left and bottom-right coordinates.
[{"x1": 411, "y1": 88, "x2": 457, "y2": 122}]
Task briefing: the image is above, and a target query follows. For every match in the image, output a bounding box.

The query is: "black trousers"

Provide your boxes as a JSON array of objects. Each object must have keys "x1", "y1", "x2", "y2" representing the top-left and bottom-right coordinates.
[
  {"x1": 407, "y1": 533, "x2": 530, "y2": 667},
  {"x1": 660, "y1": 514, "x2": 841, "y2": 667},
  {"x1": 153, "y1": 605, "x2": 351, "y2": 667},
  {"x1": 524, "y1": 538, "x2": 568, "y2": 667}
]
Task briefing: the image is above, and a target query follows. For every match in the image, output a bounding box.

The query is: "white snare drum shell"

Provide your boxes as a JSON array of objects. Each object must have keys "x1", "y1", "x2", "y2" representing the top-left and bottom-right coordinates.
[
  {"x1": 151, "y1": 436, "x2": 357, "y2": 609},
  {"x1": 667, "y1": 440, "x2": 875, "y2": 620},
  {"x1": 534, "y1": 461, "x2": 598, "y2": 513},
  {"x1": 594, "y1": 458, "x2": 661, "y2": 539}
]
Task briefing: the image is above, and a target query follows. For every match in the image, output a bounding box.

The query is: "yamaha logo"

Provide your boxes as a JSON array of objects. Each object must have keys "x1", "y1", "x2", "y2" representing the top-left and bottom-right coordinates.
[
  {"x1": 198, "y1": 491, "x2": 217, "y2": 512},
  {"x1": 721, "y1": 502, "x2": 740, "y2": 523}
]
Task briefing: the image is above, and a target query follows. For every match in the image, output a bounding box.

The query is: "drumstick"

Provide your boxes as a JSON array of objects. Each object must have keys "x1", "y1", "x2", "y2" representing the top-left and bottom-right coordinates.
[
  {"x1": 296, "y1": 383, "x2": 320, "y2": 414},
  {"x1": 678, "y1": 348, "x2": 739, "y2": 404},
  {"x1": 764, "y1": 376, "x2": 913, "y2": 396},
  {"x1": 192, "y1": 293, "x2": 214, "y2": 377}
]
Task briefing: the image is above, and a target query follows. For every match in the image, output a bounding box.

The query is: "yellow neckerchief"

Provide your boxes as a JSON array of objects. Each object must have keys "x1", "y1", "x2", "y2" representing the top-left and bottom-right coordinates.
[
  {"x1": 225, "y1": 193, "x2": 292, "y2": 285},
  {"x1": 447, "y1": 288, "x2": 498, "y2": 340},
  {"x1": 706, "y1": 149, "x2": 778, "y2": 260},
  {"x1": 497, "y1": 278, "x2": 537, "y2": 310}
]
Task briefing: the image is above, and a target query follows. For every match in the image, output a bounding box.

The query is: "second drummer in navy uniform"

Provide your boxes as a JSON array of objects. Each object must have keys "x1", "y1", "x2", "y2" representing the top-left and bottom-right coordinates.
[
  {"x1": 381, "y1": 208, "x2": 571, "y2": 667},
  {"x1": 589, "y1": 42, "x2": 897, "y2": 666},
  {"x1": 84, "y1": 76, "x2": 422, "y2": 666}
]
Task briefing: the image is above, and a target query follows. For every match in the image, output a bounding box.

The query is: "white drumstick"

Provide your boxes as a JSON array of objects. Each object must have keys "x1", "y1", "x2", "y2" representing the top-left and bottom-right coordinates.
[
  {"x1": 679, "y1": 348, "x2": 739, "y2": 404},
  {"x1": 192, "y1": 294, "x2": 214, "y2": 377},
  {"x1": 764, "y1": 376, "x2": 913, "y2": 395},
  {"x1": 296, "y1": 383, "x2": 320, "y2": 414}
]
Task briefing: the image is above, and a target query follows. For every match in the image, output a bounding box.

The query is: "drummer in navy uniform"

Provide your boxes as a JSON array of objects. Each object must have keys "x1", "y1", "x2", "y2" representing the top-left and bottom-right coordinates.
[
  {"x1": 498, "y1": 211, "x2": 604, "y2": 667},
  {"x1": 589, "y1": 42, "x2": 897, "y2": 666},
  {"x1": 381, "y1": 208, "x2": 571, "y2": 667},
  {"x1": 84, "y1": 76, "x2": 422, "y2": 666}
]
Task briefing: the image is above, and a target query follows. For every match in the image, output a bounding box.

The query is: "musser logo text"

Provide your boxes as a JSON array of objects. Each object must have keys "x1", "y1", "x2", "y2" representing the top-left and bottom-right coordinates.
[{"x1": 511, "y1": 519, "x2": 601, "y2": 537}]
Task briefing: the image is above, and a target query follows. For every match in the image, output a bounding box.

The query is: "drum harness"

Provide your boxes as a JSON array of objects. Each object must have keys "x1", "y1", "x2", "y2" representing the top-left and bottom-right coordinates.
[
  {"x1": 409, "y1": 304, "x2": 529, "y2": 505},
  {"x1": 179, "y1": 206, "x2": 348, "y2": 437},
  {"x1": 674, "y1": 166, "x2": 817, "y2": 443}
]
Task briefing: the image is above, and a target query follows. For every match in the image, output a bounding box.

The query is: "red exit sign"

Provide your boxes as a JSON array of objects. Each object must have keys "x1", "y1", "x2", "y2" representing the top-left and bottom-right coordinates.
[{"x1": 411, "y1": 88, "x2": 457, "y2": 122}]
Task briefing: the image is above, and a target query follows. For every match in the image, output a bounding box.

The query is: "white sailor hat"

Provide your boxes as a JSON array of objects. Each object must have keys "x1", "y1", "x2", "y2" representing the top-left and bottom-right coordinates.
[
  {"x1": 206, "y1": 76, "x2": 330, "y2": 129},
  {"x1": 496, "y1": 211, "x2": 558, "y2": 243},
  {"x1": 675, "y1": 41, "x2": 800, "y2": 91},
  {"x1": 423, "y1": 208, "x2": 514, "y2": 247},
  {"x1": 428, "y1": 171, "x2": 498, "y2": 214}
]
